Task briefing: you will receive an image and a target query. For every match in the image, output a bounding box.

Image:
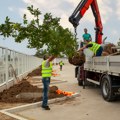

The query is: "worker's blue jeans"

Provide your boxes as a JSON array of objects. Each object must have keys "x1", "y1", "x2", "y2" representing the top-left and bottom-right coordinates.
[
  {"x1": 96, "y1": 46, "x2": 103, "y2": 56},
  {"x1": 42, "y1": 77, "x2": 50, "y2": 107}
]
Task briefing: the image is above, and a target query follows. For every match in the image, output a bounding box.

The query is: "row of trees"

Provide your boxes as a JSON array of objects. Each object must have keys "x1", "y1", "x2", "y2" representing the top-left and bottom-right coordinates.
[{"x1": 0, "y1": 5, "x2": 78, "y2": 57}]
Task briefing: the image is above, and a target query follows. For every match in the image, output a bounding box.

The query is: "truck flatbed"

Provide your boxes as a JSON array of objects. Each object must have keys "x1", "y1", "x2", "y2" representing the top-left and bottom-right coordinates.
[{"x1": 84, "y1": 54, "x2": 120, "y2": 77}]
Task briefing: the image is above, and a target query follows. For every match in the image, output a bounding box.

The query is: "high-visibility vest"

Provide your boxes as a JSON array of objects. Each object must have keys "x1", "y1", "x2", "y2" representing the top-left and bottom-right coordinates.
[
  {"x1": 60, "y1": 62, "x2": 63, "y2": 65},
  {"x1": 42, "y1": 60, "x2": 52, "y2": 77},
  {"x1": 88, "y1": 42, "x2": 101, "y2": 55}
]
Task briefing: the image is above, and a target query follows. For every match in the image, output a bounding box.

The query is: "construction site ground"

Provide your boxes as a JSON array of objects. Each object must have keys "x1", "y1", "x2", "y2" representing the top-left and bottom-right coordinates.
[{"x1": 1, "y1": 63, "x2": 120, "y2": 120}]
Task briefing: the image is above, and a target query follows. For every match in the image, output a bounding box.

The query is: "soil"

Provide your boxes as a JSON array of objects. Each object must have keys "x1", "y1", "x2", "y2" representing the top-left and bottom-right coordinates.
[
  {"x1": 0, "y1": 79, "x2": 64, "y2": 103},
  {"x1": 0, "y1": 65, "x2": 65, "y2": 119},
  {"x1": 27, "y1": 65, "x2": 42, "y2": 76},
  {"x1": 103, "y1": 43, "x2": 117, "y2": 54},
  {"x1": 69, "y1": 43, "x2": 118, "y2": 65},
  {"x1": 68, "y1": 51, "x2": 85, "y2": 66}
]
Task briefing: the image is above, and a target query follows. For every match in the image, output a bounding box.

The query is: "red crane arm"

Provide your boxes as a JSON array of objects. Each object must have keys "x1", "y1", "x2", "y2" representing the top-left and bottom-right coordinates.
[{"x1": 69, "y1": 0, "x2": 103, "y2": 44}]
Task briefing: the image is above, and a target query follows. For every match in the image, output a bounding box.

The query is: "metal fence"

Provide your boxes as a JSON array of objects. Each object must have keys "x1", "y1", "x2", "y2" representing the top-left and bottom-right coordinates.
[
  {"x1": 0, "y1": 46, "x2": 69, "y2": 90},
  {"x1": 0, "y1": 46, "x2": 42, "y2": 86}
]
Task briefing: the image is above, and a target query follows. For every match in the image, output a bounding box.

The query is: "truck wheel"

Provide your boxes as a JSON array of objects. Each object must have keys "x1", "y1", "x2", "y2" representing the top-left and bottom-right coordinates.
[{"x1": 101, "y1": 75, "x2": 115, "y2": 101}]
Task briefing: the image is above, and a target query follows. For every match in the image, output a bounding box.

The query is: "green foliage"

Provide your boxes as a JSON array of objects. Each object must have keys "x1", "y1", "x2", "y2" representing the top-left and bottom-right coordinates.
[
  {"x1": 0, "y1": 16, "x2": 14, "y2": 37},
  {"x1": 0, "y1": 5, "x2": 77, "y2": 57},
  {"x1": 34, "y1": 49, "x2": 48, "y2": 58}
]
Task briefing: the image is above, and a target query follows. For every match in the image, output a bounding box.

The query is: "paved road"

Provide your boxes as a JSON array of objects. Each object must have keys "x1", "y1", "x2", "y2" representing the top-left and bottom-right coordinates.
[{"x1": 17, "y1": 63, "x2": 120, "y2": 120}]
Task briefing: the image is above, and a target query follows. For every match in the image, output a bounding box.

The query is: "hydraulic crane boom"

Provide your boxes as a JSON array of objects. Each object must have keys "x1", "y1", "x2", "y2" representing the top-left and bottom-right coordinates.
[{"x1": 69, "y1": 0, "x2": 103, "y2": 44}]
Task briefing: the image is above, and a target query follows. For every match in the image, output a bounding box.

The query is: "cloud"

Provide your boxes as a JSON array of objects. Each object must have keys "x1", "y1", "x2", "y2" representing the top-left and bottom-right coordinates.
[
  {"x1": 21, "y1": 0, "x2": 72, "y2": 28},
  {"x1": 98, "y1": 0, "x2": 113, "y2": 24},
  {"x1": 112, "y1": 30, "x2": 118, "y2": 36},
  {"x1": 22, "y1": 0, "x2": 35, "y2": 5},
  {"x1": 64, "y1": 0, "x2": 80, "y2": 6},
  {"x1": 72, "y1": 0, "x2": 113, "y2": 24},
  {"x1": 8, "y1": 7, "x2": 14, "y2": 12},
  {"x1": 116, "y1": 0, "x2": 120, "y2": 20},
  {"x1": 19, "y1": 8, "x2": 35, "y2": 20},
  {"x1": 67, "y1": 0, "x2": 113, "y2": 24},
  {"x1": 19, "y1": 8, "x2": 44, "y2": 25},
  {"x1": 20, "y1": 0, "x2": 113, "y2": 28},
  {"x1": 60, "y1": 14, "x2": 73, "y2": 29}
]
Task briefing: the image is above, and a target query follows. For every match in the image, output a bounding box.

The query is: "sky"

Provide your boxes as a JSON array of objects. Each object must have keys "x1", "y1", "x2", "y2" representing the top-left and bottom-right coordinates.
[{"x1": 0, "y1": 0, "x2": 120, "y2": 55}]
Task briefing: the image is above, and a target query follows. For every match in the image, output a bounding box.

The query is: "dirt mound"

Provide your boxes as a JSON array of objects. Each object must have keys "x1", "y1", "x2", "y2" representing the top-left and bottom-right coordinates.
[
  {"x1": 49, "y1": 86, "x2": 58, "y2": 93},
  {"x1": 0, "y1": 80, "x2": 64, "y2": 103},
  {"x1": 68, "y1": 51, "x2": 85, "y2": 66},
  {"x1": 28, "y1": 66, "x2": 42, "y2": 76}
]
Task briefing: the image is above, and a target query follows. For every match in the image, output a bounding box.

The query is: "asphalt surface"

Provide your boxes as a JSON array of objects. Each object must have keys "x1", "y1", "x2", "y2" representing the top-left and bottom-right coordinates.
[{"x1": 15, "y1": 63, "x2": 120, "y2": 120}]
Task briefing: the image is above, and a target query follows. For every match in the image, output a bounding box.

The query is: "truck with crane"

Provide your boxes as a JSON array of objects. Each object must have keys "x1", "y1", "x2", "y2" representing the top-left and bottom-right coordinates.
[{"x1": 69, "y1": 0, "x2": 120, "y2": 101}]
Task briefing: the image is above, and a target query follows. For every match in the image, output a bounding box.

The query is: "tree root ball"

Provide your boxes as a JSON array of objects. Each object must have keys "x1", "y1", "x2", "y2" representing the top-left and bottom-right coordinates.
[
  {"x1": 28, "y1": 65, "x2": 42, "y2": 76},
  {"x1": 68, "y1": 51, "x2": 85, "y2": 66},
  {"x1": 103, "y1": 43, "x2": 117, "y2": 54}
]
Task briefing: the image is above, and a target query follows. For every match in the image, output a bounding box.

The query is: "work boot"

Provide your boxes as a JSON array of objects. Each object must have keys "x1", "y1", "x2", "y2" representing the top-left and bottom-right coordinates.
[{"x1": 41, "y1": 106, "x2": 50, "y2": 110}]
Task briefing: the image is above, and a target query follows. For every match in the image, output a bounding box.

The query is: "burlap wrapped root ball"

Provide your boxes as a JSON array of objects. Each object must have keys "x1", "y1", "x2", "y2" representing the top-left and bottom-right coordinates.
[
  {"x1": 102, "y1": 43, "x2": 117, "y2": 56},
  {"x1": 68, "y1": 51, "x2": 85, "y2": 66}
]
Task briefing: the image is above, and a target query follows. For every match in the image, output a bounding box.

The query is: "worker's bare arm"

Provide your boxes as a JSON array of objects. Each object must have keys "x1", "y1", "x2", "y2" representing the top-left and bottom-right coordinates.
[
  {"x1": 78, "y1": 46, "x2": 86, "y2": 51},
  {"x1": 48, "y1": 56, "x2": 56, "y2": 62},
  {"x1": 44, "y1": 56, "x2": 56, "y2": 67}
]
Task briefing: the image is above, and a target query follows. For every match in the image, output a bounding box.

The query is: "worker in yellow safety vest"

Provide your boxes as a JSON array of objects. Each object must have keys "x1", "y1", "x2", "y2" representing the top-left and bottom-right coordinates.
[
  {"x1": 59, "y1": 61, "x2": 64, "y2": 71},
  {"x1": 41, "y1": 55, "x2": 53, "y2": 110},
  {"x1": 78, "y1": 40, "x2": 103, "y2": 56}
]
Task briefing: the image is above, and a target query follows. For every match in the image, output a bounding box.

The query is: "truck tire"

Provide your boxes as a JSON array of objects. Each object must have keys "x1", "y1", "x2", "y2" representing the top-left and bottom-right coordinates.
[{"x1": 101, "y1": 75, "x2": 115, "y2": 101}]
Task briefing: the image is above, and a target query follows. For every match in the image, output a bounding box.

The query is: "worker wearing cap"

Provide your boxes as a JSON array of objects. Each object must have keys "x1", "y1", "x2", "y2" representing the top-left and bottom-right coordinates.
[
  {"x1": 41, "y1": 55, "x2": 53, "y2": 110},
  {"x1": 78, "y1": 40, "x2": 103, "y2": 56}
]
